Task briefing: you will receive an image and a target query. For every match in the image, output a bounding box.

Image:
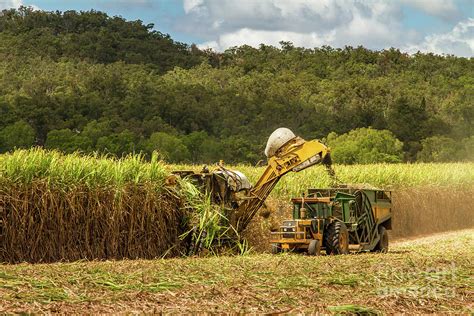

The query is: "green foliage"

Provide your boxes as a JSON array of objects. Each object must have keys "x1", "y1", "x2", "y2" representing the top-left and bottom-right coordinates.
[
  {"x1": 0, "y1": 120, "x2": 36, "y2": 152},
  {"x1": 0, "y1": 148, "x2": 168, "y2": 188},
  {"x1": 220, "y1": 136, "x2": 262, "y2": 164},
  {"x1": 417, "y1": 136, "x2": 459, "y2": 162},
  {"x1": 459, "y1": 136, "x2": 474, "y2": 161},
  {"x1": 144, "y1": 132, "x2": 190, "y2": 162},
  {"x1": 209, "y1": 163, "x2": 474, "y2": 199},
  {"x1": 182, "y1": 131, "x2": 221, "y2": 163},
  {"x1": 96, "y1": 130, "x2": 138, "y2": 157},
  {"x1": 178, "y1": 179, "x2": 227, "y2": 250},
  {"x1": 0, "y1": 7, "x2": 204, "y2": 72},
  {"x1": 45, "y1": 129, "x2": 92, "y2": 153},
  {"x1": 326, "y1": 128, "x2": 403, "y2": 164},
  {"x1": 0, "y1": 8, "x2": 472, "y2": 163},
  {"x1": 82, "y1": 120, "x2": 113, "y2": 147},
  {"x1": 418, "y1": 136, "x2": 474, "y2": 162}
]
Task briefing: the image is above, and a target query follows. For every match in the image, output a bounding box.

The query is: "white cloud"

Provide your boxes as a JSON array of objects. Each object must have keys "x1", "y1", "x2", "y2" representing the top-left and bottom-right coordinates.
[
  {"x1": 401, "y1": 0, "x2": 460, "y2": 21},
  {"x1": 198, "y1": 40, "x2": 219, "y2": 51},
  {"x1": 183, "y1": 0, "x2": 204, "y2": 14},
  {"x1": 199, "y1": 28, "x2": 332, "y2": 50},
  {"x1": 182, "y1": 0, "x2": 471, "y2": 56},
  {"x1": 191, "y1": 0, "x2": 409, "y2": 51},
  {"x1": 406, "y1": 18, "x2": 474, "y2": 57},
  {"x1": 181, "y1": 0, "x2": 364, "y2": 35},
  {"x1": 0, "y1": 0, "x2": 40, "y2": 11},
  {"x1": 0, "y1": 0, "x2": 22, "y2": 10}
]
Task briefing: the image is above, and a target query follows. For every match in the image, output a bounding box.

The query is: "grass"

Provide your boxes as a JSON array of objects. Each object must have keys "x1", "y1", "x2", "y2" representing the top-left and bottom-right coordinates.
[
  {"x1": 0, "y1": 148, "x2": 168, "y2": 189},
  {"x1": 171, "y1": 162, "x2": 474, "y2": 199},
  {"x1": 2, "y1": 149, "x2": 472, "y2": 193},
  {"x1": 0, "y1": 149, "x2": 183, "y2": 263},
  {"x1": 0, "y1": 229, "x2": 472, "y2": 314}
]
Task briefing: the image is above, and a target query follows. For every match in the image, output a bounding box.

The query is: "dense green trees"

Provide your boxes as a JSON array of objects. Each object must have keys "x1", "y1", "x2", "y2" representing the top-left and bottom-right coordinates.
[
  {"x1": 417, "y1": 136, "x2": 474, "y2": 162},
  {"x1": 0, "y1": 121, "x2": 36, "y2": 152},
  {"x1": 0, "y1": 8, "x2": 472, "y2": 164},
  {"x1": 326, "y1": 128, "x2": 403, "y2": 164},
  {"x1": 45, "y1": 129, "x2": 92, "y2": 153},
  {"x1": 143, "y1": 132, "x2": 189, "y2": 162},
  {"x1": 0, "y1": 7, "x2": 204, "y2": 72}
]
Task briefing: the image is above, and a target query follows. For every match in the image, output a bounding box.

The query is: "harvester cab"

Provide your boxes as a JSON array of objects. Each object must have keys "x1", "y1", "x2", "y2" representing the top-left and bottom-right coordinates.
[
  {"x1": 270, "y1": 187, "x2": 392, "y2": 255},
  {"x1": 170, "y1": 164, "x2": 252, "y2": 212}
]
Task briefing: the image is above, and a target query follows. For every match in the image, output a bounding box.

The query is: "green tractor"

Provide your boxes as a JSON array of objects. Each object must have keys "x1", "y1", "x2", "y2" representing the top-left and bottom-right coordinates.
[{"x1": 270, "y1": 187, "x2": 392, "y2": 255}]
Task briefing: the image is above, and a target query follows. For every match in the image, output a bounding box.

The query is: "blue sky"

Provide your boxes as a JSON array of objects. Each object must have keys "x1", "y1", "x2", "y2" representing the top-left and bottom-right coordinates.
[{"x1": 2, "y1": 0, "x2": 473, "y2": 56}]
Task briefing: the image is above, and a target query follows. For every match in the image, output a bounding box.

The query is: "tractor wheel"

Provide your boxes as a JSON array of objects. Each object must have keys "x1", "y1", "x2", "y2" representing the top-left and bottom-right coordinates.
[
  {"x1": 324, "y1": 221, "x2": 349, "y2": 255},
  {"x1": 373, "y1": 226, "x2": 389, "y2": 253},
  {"x1": 308, "y1": 239, "x2": 321, "y2": 256},
  {"x1": 271, "y1": 243, "x2": 281, "y2": 254}
]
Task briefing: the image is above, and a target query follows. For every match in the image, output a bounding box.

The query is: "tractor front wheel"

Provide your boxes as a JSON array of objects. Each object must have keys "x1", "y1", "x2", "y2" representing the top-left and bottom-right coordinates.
[
  {"x1": 373, "y1": 226, "x2": 389, "y2": 253},
  {"x1": 324, "y1": 221, "x2": 349, "y2": 255},
  {"x1": 308, "y1": 239, "x2": 321, "y2": 256}
]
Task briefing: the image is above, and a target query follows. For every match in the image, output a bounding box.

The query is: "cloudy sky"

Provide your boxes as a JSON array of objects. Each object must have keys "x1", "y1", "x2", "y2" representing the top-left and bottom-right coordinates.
[{"x1": 1, "y1": 0, "x2": 473, "y2": 56}]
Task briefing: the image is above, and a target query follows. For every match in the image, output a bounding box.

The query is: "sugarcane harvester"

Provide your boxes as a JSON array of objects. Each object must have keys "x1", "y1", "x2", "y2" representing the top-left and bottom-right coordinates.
[{"x1": 169, "y1": 128, "x2": 336, "y2": 251}]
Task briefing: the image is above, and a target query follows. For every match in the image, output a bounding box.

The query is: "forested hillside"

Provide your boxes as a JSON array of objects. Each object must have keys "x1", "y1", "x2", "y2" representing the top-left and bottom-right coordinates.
[{"x1": 0, "y1": 7, "x2": 472, "y2": 164}]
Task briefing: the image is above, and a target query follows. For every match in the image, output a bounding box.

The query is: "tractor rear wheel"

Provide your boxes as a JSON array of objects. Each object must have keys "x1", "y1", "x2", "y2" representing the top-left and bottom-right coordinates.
[
  {"x1": 324, "y1": 221, "x2": 349, "y2": 255},
  {"x1": 308, "y1": 239, "x2": 321, "y2": 256},
  {"x1": 271, "y1": 243, "x2": 281, "y2": 254},
  {"x1": 373, "y1": 226, "x2": 389, "y2": 253}
]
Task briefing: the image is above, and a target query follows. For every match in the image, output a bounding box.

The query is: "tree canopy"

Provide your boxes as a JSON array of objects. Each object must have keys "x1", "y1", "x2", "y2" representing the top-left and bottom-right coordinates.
[
  {"x1": 0, "y1": 8, "x2": 472, "y2": 164},
  {"x1": 326, "y1": 128, "x2": 403, "y2": 164}
]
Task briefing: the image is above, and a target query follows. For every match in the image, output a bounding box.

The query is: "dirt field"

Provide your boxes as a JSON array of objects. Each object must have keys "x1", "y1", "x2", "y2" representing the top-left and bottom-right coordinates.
[{"x1": 1, "y1": 229, "x2": 472, "y2": 314}]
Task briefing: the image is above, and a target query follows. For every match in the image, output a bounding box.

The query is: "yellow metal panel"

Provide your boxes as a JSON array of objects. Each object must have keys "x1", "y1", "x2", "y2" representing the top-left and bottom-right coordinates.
[
  {"x1": 235, "y1": 136, "x2": 330, "y2": 232},
  {"x1": 271, "y1": 239, "x2": 311, "y2": 245},
  {"x1": 291, "y1": 197, "x2": 331, "y2": 203},
  {"x1": 297, "y1": 220, "x2": 313, "y2": 225},
  {"x1": 373, "y1": 207, "x2": 391, "y2": 221}
]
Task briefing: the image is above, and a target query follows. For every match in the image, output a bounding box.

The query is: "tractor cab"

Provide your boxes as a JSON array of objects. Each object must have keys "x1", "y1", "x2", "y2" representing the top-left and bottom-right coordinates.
[{"x1": 271, "y1": 194, "x2": 333, "y2": 255}]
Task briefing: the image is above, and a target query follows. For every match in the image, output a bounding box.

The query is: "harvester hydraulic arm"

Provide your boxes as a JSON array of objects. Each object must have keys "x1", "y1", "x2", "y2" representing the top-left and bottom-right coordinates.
[{"x1": 234, "y1": 136, "x2": 332, "y2": 233}]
